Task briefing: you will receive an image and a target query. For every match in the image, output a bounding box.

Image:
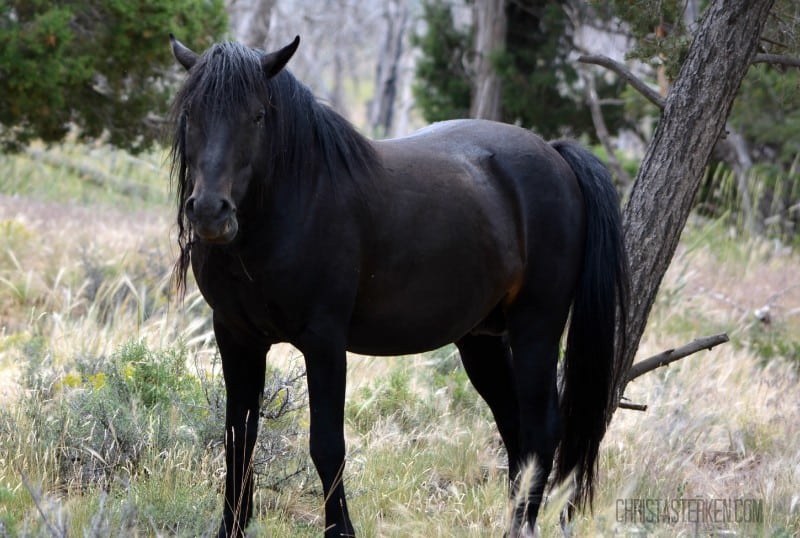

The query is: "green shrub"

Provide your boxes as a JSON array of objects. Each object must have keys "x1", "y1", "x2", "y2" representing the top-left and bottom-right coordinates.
[
  {"x1": 744, "y1": 321, "x2": 800, "y2": 367},
  {"x1": 2, "y1": 336, "x2": 312, "y2": 533},
  {"x1": 14, "y1": 340, "x2": 207, "y2": 492}
]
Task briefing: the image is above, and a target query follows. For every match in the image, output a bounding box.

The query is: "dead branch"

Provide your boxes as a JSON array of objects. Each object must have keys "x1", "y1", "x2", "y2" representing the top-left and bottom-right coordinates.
[
  {"x1": 579, "y1": 69, "x2": 633, "y2": 187},
  {"x1": 619, "y1": 400, "x2": 648, "y2": 412},
  {"x1": 617, "y1": 333, "x2": 730, "y2": 413},
  {"x1": 626, "y1": 333, "x2": 729, "y2": 382},
  {"x1": 578, "y1": 54, "x2": 666, "y2": 109},
  {"x1": 752, "y1": 53, "x2": 800, "y2": 68}
]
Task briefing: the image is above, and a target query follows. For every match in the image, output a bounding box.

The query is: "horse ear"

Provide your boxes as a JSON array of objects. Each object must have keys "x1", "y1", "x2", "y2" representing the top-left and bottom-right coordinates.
[
  {"x1": 261, "y1": 36, "x2": 300, "y2": 78},
  {"x1": 170, "y1": 33, "x2": 199, "y2": 71}
]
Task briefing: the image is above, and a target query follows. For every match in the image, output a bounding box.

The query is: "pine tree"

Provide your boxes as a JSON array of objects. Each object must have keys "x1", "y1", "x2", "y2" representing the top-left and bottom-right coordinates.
[{"x1": 0, "y1": 0, "x2": 228, "y2": 152}]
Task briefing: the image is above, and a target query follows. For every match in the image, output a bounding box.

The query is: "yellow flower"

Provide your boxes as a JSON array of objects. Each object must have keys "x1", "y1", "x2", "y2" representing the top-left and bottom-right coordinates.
[
  {"x1": 56, "y1": 372, "x2": 82, "y2": 391},
  {"x1": 88, "y1": 372, "x2": 106, "y2": 390},
  {"x1": 122, "y1": 363, "x2": 136, "y2": 381}
]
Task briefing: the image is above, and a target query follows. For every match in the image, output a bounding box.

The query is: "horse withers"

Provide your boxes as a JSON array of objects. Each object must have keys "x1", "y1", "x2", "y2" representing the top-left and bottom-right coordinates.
[{"x1": 168, "y1": 34, "x2": 628, "y2": 537}]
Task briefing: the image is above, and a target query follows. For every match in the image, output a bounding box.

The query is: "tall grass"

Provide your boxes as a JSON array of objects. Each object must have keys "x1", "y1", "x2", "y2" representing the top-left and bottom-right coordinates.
[
  {"x1": 0, "y1": 145, "x2": 798, "y2": 536},
  {"x1": 697, "y1": 159, "x2": 800, "y2": 245}
]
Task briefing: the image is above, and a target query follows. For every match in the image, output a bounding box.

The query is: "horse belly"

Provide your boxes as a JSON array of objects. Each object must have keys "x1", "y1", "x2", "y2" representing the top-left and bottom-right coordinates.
[{"x1": 347, "y1": 242, "x2": 519, "y2": 356}]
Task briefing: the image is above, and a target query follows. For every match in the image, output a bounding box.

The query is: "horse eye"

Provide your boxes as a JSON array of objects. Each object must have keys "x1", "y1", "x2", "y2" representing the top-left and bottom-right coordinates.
[
  {"x1": 253, "y1": 111, "x2": 264, "y2": 125},
  {"x1": 180, "y1": 112, "x2": 192, "y2": 134}
]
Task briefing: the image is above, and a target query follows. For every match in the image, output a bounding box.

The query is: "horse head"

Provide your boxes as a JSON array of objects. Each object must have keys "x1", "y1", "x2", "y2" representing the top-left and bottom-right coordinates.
[{"x1": 169, "y1": 35, "x2": 300, "y2": 244}]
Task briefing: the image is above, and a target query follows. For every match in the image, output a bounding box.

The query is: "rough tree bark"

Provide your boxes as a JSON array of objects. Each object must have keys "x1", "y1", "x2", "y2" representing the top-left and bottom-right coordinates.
[
  {"x1": 616, "y1": 0, "x2": 776, "y2": 408},
  {"x1": 470, "y1": 0, "x2": 506, "y2": 120}
]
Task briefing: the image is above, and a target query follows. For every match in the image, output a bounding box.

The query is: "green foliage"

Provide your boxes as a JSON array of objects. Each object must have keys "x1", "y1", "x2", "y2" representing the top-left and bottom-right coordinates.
[
  {"x1": 427, "y1": 346, "x2": 485, "y2": 415},
  {"x1": 0, "y1": 0, "x2": 228, "y2": 152},
  {"x1": 0, "y1": 143, "x2": 169, "y2": 209},
  {"x1": 607, "y1": 0, "x2": 690, "y2": 80},
  {"x1": 605, "y1": 0, "x2": 800, "y2": 239},
  {"x1": 732, "y1": 65, "x2": 800, "y2": 164},
  {"x1": 17, "y1": 339, "x2": 208, "y2": 492},
  {"x1": 696, "y1": 159, "x2": 800, "y2": 246},
  {"x1": 494, "y1": 2, "x2": 625, "y2": 139},
  {"x1": 411, "y1": 1, "x2": 472, "y2": 122},
  {"x1": 345, "y1": 349, "x2": 491, "y2": 437},
  {"x1": 590, "y1": 143, "x2": 640, "y2": 180},
  {"x1": 739, "y1": 310, "x2": 800, "y2": 368},
  {"x1": 107, "y1": 340, "x2": 200, "y2": 408},
  {"x1": 413, "y1": 1, "x2": 627, "y2": 139}
]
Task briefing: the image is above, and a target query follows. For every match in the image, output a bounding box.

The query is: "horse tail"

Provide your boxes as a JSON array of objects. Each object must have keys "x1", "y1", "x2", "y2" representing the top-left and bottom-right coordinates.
[{"x1": 549, "y1": 140, "x2": 630, "y2": 510}]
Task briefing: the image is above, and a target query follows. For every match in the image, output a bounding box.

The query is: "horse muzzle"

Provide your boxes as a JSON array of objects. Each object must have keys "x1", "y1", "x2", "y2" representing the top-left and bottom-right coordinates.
[{"x1": 185, "y1": 195, "x2": 239, "y2": 244}]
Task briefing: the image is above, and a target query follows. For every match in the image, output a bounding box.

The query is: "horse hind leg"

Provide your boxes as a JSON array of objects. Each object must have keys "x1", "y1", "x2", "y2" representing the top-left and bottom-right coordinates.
[
  {"x1": 504, "y1": 307, "x2": 564, "y2": 537},
  {"x1": 455, "y1": 334, "x2": 521, "y2": 489}
]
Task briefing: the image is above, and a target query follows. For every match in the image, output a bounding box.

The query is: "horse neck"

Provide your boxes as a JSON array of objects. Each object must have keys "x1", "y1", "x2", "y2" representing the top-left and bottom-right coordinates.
[{"x1": 263, "y1": 78, "x2": 379, "y2": 207}]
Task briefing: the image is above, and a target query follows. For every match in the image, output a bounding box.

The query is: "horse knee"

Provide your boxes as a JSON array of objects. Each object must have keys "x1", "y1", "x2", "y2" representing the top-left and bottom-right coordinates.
[{"x1": 309, "y1": 435, "x2": 345, "y2": 475}]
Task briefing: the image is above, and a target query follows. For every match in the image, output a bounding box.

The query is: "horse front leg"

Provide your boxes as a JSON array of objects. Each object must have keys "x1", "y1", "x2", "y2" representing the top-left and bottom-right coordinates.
[
  {"x1": 214, "y1": 315, "x2": 270, "y2": 538},
  {"x1": 301, "y1": 335, "x2": 354, "y2": 537}
]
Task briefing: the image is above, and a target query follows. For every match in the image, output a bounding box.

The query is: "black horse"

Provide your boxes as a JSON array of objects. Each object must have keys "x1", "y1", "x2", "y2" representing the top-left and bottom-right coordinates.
[{"x1": 169, "y1": 34, "x2": 628, "y2": 537}]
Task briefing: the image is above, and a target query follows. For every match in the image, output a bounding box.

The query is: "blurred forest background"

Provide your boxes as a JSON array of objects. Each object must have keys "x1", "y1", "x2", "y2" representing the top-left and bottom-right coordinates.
[
  {"x1": 0, "y1": 1, "x2": 799, "y2": 536},
  {"x1": 2, "y1": 0, "x2": 799, "y2": 235}
]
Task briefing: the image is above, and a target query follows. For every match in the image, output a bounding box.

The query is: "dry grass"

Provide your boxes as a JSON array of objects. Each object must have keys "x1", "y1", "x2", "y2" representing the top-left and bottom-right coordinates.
[
  {"x1": 0, "y1": 149, "x2": 798, "y2": 536},
  {"x1": 580, "y1": 221, "x2": 800, "y2": 537}
]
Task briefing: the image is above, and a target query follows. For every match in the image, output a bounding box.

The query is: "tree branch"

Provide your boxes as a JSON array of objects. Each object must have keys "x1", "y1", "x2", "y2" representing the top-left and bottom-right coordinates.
[
  {"x1": 617, "y1": 333, "x2": 730, "y2": 412},
  {"x1": 579, "y1": 69, "x2": 633, "y2": 187},
  {"x1": 626, "y1": 333, "x2": 729, "y2": 382},
  {"x1": 619, "y1": 400, "x2": 648, "y2": 412},
  {"x1": 578, "y1": 54, "x2": 666, "y2": 109},
  {"x1": 752, "y1": 53, "x2": 800, "y2": 68}
]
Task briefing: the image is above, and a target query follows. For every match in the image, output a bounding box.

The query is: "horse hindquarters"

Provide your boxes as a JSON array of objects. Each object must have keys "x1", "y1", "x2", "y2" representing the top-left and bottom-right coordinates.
[{"x1": 491, "y1": 139, "x2": 627, "y2": 534}]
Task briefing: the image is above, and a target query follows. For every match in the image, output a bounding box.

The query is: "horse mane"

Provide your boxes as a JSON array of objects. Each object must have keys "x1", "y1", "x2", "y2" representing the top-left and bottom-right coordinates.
[{"x1": 168, "y1": 41, "x2": 379, "y2": 295}]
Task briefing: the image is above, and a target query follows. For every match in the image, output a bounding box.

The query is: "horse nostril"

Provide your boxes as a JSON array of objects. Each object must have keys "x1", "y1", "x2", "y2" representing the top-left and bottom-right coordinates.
[{"x1": 218, "y1": 198, "x2": 233, "y2": 216}]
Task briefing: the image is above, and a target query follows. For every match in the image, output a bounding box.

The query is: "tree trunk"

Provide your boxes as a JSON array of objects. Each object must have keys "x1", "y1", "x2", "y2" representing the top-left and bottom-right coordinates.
[
  {"x1": 470, "y1": 0, "x2": 506, "y2": 120},
  {"x1": 227, "y1": 0, "x2": 276, "y2": 48},
  {"x1": 618, "y1": 0, "x2": 775, "y2": 404},
  {"x1": 368, "y1": 0, "x2": 410, "y2": 138}
]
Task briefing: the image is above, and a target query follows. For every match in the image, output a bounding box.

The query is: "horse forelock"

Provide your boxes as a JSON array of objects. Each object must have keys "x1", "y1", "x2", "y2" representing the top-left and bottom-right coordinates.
[
  {"x1": 176, "y1": 42, "x2": 269, "y2": 117},
  {"x1": 168, "y1": 42, "x2": 269, "y2": 295},
  {"x1": 168, "y1": 40, "x2": 380, "y2": 295}
]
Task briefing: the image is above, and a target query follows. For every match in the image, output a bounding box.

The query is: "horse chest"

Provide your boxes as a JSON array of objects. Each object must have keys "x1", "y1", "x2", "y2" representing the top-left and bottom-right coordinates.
[{"x1": 195, "y1": 254, "x2": 300, "y2": 341}]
